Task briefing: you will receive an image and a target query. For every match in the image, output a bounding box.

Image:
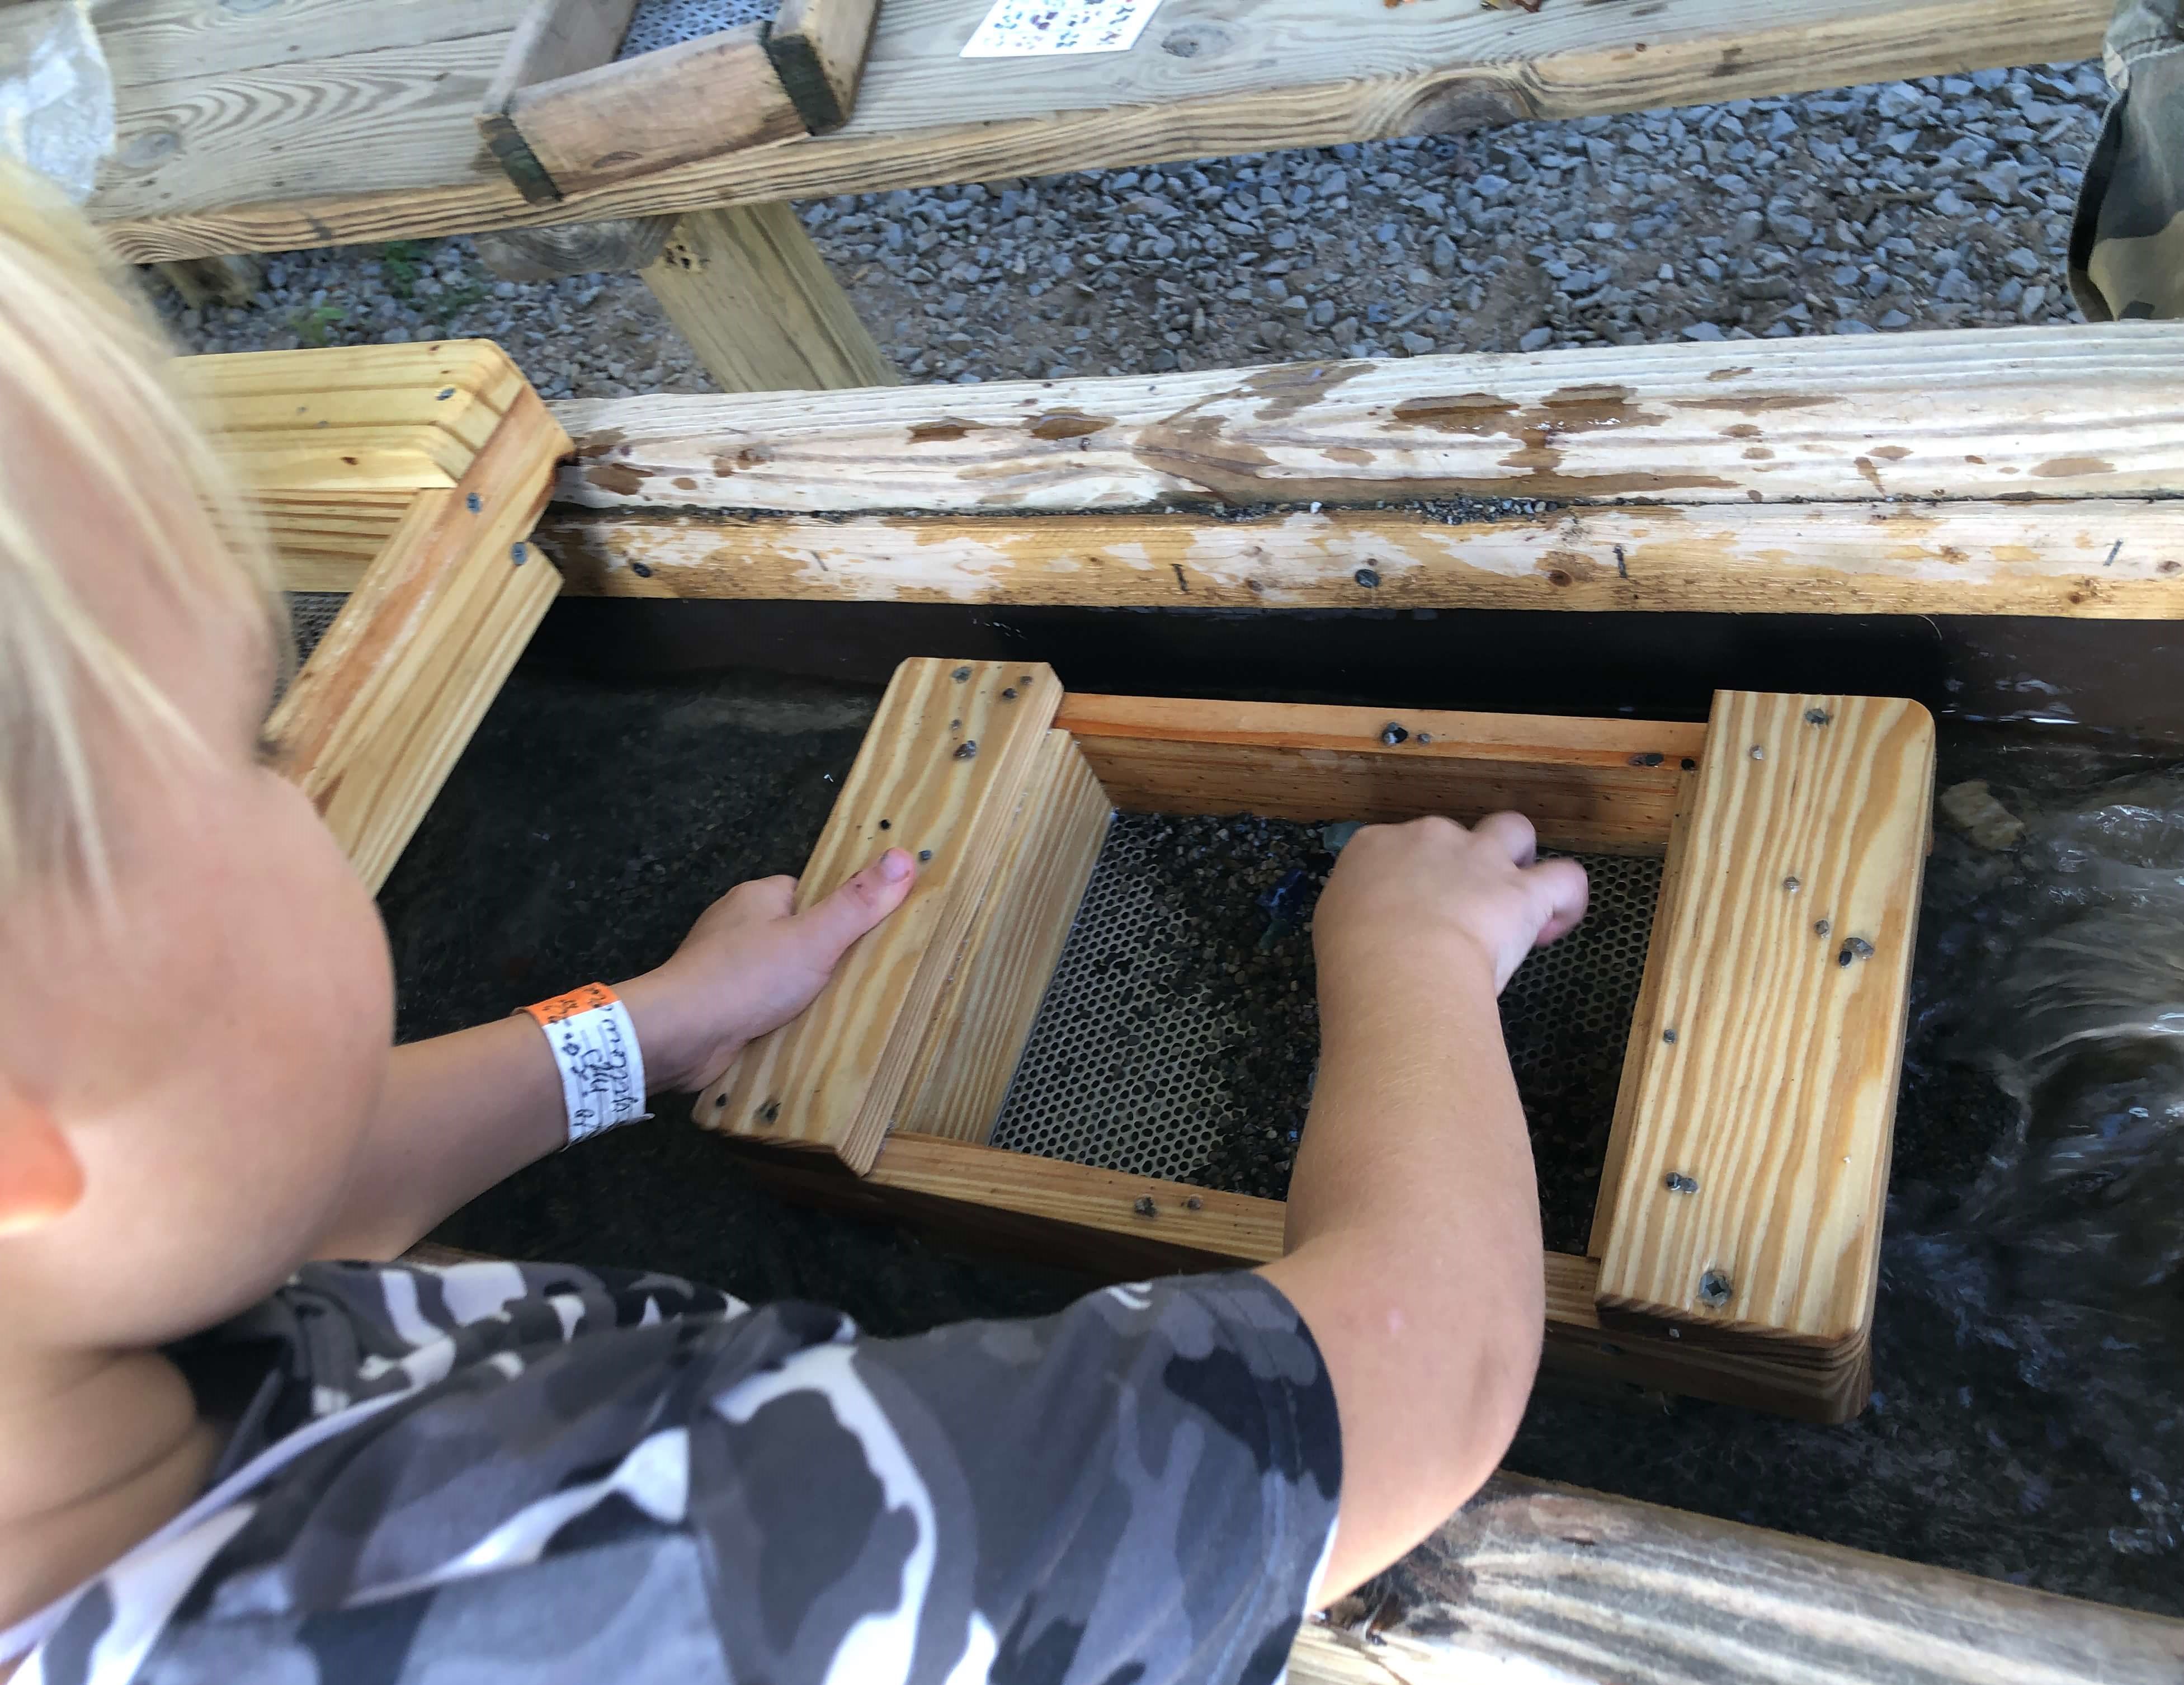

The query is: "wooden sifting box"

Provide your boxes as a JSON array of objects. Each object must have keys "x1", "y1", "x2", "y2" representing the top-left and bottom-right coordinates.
[
  {"x1": 183, "y1": 341, "x2": 569, "y2": 891},
  {"x1": 478, "y1": 0, "x2": 885, "y2": 205},
  {"x1": 699, "y1": 658, "x2": 1936, "y2": 1424}
]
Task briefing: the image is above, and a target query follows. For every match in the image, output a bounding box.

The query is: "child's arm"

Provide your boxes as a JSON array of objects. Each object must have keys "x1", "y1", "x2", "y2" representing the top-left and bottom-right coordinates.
[
  {"x1": 1258, "y1": 812, "x2": 1587, "y2": 1602},
  {"x1": 310, "y1": 850, "x2": 915, "y2": 1260}
]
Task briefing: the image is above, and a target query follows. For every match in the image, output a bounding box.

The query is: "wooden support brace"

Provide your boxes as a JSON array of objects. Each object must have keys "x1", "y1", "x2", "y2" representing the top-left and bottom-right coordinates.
[
  {"x1": 697, "y1": 659, "x2": 1064, "y2": 1171},
  {"x1": 640, "y1": 203, "x2": 898, "y2": 393}
]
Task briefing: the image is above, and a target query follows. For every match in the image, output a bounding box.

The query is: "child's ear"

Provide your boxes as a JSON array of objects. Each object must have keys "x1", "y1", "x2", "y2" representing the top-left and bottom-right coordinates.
[{"x1": 0, "y1": 1075, "x2": 83, "y2": 1236}]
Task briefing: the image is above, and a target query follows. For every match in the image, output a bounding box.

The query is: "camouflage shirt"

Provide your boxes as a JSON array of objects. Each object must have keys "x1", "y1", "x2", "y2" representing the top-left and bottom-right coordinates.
[{"x1": 11, "y1": 1260, "x2": 1341, "y2": 1685}]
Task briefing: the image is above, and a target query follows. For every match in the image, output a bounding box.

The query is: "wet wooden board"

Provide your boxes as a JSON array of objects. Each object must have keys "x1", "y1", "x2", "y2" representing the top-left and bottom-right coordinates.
[
  {"x1": 696, "y1": 659, "x2": 1066, "y2": 1173},
  {"x1": 555, "y1": 324, "x2": 2184, "y2": 513},
  {"x1": 1595, "y1": 691, "x2": 1935, "y2": 1352},
  {"x1": 1287, "y1": 1472, "x2": 2184, "y2": 1685},
  {"x1": 91, "y1": 0, "x2": 2107, "y2": 258}
]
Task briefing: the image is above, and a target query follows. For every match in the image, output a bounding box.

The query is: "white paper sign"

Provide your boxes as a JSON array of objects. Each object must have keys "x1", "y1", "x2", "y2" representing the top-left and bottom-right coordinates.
[{"x1": 960, "y1": 0, "x2": 1164, "y2": 58}]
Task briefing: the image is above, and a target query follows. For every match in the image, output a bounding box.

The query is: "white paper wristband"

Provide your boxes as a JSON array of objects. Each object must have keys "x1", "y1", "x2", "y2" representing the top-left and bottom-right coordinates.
[{"x1": 521, "y1": 983, "x2": 652, "y2": 1145}]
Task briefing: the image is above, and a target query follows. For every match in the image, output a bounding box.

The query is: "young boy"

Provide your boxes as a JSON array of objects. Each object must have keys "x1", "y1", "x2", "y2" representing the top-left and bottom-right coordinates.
[{"x1": 0, "y1": 163, "x2": 1587, "y2": 1685}]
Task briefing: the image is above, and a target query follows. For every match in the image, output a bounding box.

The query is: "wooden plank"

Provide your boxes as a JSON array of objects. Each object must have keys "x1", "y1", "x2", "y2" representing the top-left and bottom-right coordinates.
[
  {"x1": 1056, "y1": 694, "x2": 1701, "y2": 855},
  {"x1": 90, "y1": 0, "x2": 2109, "y2": 258},
  {"x1": 1588, "y1": 769, "x2": 1701, "y2": 1258},
  {"x1": 478, "y1": 0, "x2": 645, "y2": 203},
  {"x1": 696, "y1": 660, "x2": 1065, "y2": 1172},
  {"x1": 638, "y1": 202, "x2": 899, "y2": 392},
  {"x1": 535, "y1": 501, "x2": 2184, "y2": 618},
  {"x1": 765, "y1": 0, "x2": 884, "y2": 131},
  {"x1": 271, "y1": 389, "x2": 570, "y2": 889},
  {"x1": 95, "y1": 28, "x2": 520, "y2": 231},
  {"x1": 182, "y1": 340, "x2": 526, "y2": 411},
  {"x1": 898, "y1": 733, "x2": 1113, "y2": 1143},
  {"x1": 555, "y1": 324, "x2": 2184, "y2": 514},
  {"x1": 94, "y1": 0, "x2": 527, "y2": 84},
  {"x1": 783, "y1": 1135, "x2": 1869, "y2": 1418},
  {"x1": 1595, "y1": 692, "x2": 1934, "y2": 1355},
  {"x1": 1286, "y1": 1472, "x2": 2184, "y2": 1685},
  {"x1": 503, "y1": 26, "x2": 804, "y2": 199}
]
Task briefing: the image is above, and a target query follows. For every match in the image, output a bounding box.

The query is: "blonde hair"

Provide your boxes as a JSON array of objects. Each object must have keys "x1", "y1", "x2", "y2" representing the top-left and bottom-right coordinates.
[{"x1": 0, "y1": 157, "x2": 280, "y2": 897}]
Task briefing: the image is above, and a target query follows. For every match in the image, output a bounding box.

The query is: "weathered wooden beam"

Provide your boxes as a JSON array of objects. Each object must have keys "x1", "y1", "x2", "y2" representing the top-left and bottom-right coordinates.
[
  {"x1": 1288, "y1": 1473, "x2": 2184, "y2": 1685},
  {"x1": 765, "y1": 0, "x2": 884, "y2": 132},
  {"x1": 93, "y1": 0, "x2": 2109, "y2": 260},
  {"x1": 532, "y1": 501, "x2": 2184, "y2": 617},
  {"x1": 477, "y1": 0, "x2": 644, "y2": 203},
  {"x1": 554, "y1": 325, "x2": 2184, "y2": 513}
]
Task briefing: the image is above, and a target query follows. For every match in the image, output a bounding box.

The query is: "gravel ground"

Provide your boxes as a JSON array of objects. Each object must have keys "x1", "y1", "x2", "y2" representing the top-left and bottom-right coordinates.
[{"x1": 149, "y1": 62, "x2": 2107, "y2": 393}]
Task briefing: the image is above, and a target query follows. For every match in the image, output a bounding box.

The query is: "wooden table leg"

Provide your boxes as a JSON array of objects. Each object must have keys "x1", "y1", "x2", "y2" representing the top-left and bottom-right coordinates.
[{"x1": 641, "y1": 201, "x2": 897, "y2": 392}]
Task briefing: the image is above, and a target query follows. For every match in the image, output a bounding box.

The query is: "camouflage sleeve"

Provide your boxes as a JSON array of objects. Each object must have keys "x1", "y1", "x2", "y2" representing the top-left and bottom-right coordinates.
[
  {"x1": 48, "y1": 1267, "x2": 1336, "y2": 1685},
  {"x1": 711, "y1": 1271, "x2": 1343, "y2": 1685}
]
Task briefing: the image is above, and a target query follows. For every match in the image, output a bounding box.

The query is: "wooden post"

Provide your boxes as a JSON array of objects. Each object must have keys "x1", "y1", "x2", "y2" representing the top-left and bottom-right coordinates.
[{"x1": 640, "y1": 202, "x2": 897, "y2": 392}]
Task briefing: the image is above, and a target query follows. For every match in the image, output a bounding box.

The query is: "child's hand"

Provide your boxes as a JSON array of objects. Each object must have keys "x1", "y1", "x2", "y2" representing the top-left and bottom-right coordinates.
[
  {"x1": 1314, "y1": 813, "x2": 1588, "y2": 996},
  {"x1": 620, "y1": 849, "x2": 917, "y2": 1094}
]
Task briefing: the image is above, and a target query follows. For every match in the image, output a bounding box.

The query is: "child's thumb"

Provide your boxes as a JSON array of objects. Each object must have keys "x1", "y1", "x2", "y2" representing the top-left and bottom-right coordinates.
[{"x1": 795, "y1": 848, "x2": 917, "y2": 961}]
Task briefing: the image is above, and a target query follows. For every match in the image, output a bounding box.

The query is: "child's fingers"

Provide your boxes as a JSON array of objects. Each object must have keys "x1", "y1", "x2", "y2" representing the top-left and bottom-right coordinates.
[
  {"x1": 1471, "y1": 811, "x2": 1539, "y2": 868},
  {"x1": 1525, "y1": 858, "x2": 1591, "y2": 946},
  {"x1": 792, "y1": 848, "x2": 917, "y2": 961}
]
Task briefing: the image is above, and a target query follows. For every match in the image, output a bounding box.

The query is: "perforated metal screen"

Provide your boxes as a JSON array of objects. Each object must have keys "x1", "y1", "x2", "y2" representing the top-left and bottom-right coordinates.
[
  {"x1": 619, "y1": 0, "x2": 774, "y2": 57},
  {"x1": 287, "y1": 591, "x2": 345, "y2": 668},
  {"x1": 989, "y1": 816, "x2": 1661, "y2": 1236}
]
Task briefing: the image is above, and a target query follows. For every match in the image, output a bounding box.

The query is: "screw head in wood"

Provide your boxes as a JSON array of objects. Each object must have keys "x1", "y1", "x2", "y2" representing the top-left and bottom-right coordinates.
[
  {"x1": 1814, "y1": 919, "x2": 1832, "y2": 936},
  {"x1": 1662, "y1": 1027, "x2": 1677, "y2": 1044},
  {"x1": 1804, "y1": 708, "x2": 1833, "y2": 726},
  {"x1": 1838, "y1": 935, "x2": 1876, "y2": 967},
  {"x1": 1697, "y1": 1270, "x2": 1733, "y2": 1307},
  {"x1": 952, "y1": 665, "x2": 972, "y2": 680},
  {"x1": 1748, "y1": 744, "x2": 1766, "y2": 760},
  {"x1": 1380, "y1": 722, "x2": 1409, "y2": 746},
  {"x1": 1664, "y1": 1171, "x2": 1699, "y2": 1194},
  {"x1": 918, "y1": 849, "x2": 933, "y2": 863},
  {"x1": 1133, "y1": 1195, "x2": 1157, "y2": 1217},
  {"x1": 1416, "y1": 732, "x2": 1433, "y2": 745},
  {"x1": 1001, "y1": 688, "x2": 1018, "y2": 700},
  {"x1": 465, "y1": 492, "x2": 482, "y2": 513},
  {"x1": 954, "y1": 740, "x2": 979, "y2": 760},
  {"x1": 1354, "y1": 567, "x2": 1381, "y2": 588},
  {"x1": 1782, "y1": 876, "x2": 1801, "y2": 893}
]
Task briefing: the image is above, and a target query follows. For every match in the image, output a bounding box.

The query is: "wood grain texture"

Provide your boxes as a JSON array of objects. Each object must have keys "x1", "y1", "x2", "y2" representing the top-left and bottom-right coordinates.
[
  {"x1": 536, "y1": 500, "x2": 2184, "y2": 616},
  {"x1": 478, "y1": 0, "x2": 644, "y2": 201},
  {"x1": 480, "y1": 0, "x2": 640, "y2": 114},
  {"x1": 506, "y1": 27, "x2": 803, "y2": 197},
  {"x1": 555, "y1": 324, "x2": 2184, "y2": 514},
  {"x1": 696, "y1": 660, "x2": 1064, "y2": 1171},
  {"x1": 898, "y1": 733, "x2": 1113, "y2": 1143},
  {"x1": 270, "y1": 388, "x2": 569, "y2": 888},
  {"x1": 738, "y1": 1131, "x2": 1871, "y2": 1418},
  {"x1": 473, "y1": 214, "x2": 675, "y2": 281},
  {"x1": 638, "y1": 202, "x2": 898, "y2": 392},
  {"x1": 1596, "y1": 691, "x2": 1935, "y2": 1357},
  {"x1": 1288, "y1": 1472, "x2": 2184, "y2": 1685},
  {"x1": 1057, "y1": 694, "x2": 1702, "y2": 855},
  {"x1": 91, "y1": 0, "x2": 2108, "y2": 258},
  {"x1": 95, "y1": 0, "x2": 525, "y2": 83},
  {"x1": 766, "y1": 0, "x2": 883, "y2": 130}
]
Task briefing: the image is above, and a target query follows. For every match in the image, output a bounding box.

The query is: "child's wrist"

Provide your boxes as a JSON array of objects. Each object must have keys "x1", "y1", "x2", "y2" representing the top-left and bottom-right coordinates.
[{"x1": 612, "y1": 965, "x2": 746, "y2": 1096}]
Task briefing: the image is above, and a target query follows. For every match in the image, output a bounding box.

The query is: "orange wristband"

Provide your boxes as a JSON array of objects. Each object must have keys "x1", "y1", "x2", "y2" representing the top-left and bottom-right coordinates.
[{"x1": 521, "y1": 983, "x2": 649, "y2": 1143}]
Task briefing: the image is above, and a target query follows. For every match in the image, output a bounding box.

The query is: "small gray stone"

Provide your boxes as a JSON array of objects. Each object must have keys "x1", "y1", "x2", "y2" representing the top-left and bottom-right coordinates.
[
  {"x1": 1681, "y1": 321, "x2": 1727, "y2": 341},
  {"x1": 1518, "y1": 326, "x2": 1554, "y2": 352}
]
